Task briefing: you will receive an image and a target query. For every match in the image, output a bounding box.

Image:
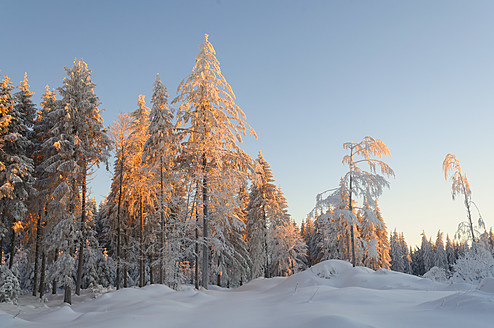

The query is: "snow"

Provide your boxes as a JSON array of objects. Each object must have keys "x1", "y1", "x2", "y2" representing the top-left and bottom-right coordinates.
[{"x1": 1, "y1": 260, "x2": 494, "y2": 328}]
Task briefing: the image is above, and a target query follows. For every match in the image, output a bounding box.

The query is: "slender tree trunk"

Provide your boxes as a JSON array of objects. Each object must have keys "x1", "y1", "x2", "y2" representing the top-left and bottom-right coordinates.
[
  {"x1": 263, "y1": 209, "x2": 269, "y2": 278},
  {"x1": 76, "y1": 162, "x2": 87, "y2": 295},
  {"x1": 202, "y1": 155, "x2": 209, "y2": 289},
  {"x1": 52, "y1": 248, "x2": 58, "y2": 294},
  {"x1": 33, "y1": 215, "x2": 41, "y2": 296},
  {"x1": 139, "y1": 193, "x2": 144, "y2": 288},
  {"x1": 9, "y1": 227, "x2": 15, "y2": 269},
  {"x1": 195, "y1": 205, "x2": 199, "y2": 289},
  {"x1": 64, "y1": 285, "x2": 71, "y2": 304},
  {"x1": 464, "y1": 192, "x2": 476, "y2": 244},
  {"x1": 149, "y1": 252, "x2": 153, "y2": 285},
  {"x1": 116, "y1": 159, "x2": 124, "y2": 290},
  {"x1": 0, "y1": 237, "x2": 3, "y2": 265},
  {"x1": 348, "y1": 148, "x2": 356, "y2": 267},
  {"x1": 123, "y1": 263, "x2": 128, "y2": 288},
  {"x1": 159, "y1": 159, "x2": 165, "y2": 285},
  {"x1": 217, "y1": 255, "x2": 221, "y2": 287},
  {"x1": 39, "y1": 251, "x2": 46, "y2": 298}
]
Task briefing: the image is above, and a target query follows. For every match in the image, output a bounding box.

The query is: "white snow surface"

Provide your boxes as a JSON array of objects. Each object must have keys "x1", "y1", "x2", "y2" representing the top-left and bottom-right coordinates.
[{"x1": 1, "y1": 260, "x2": 494, "y2": 328}]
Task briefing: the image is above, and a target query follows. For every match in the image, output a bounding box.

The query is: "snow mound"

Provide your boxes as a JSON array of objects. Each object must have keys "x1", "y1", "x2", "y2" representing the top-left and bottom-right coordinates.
[
  {"x1": 1, "y1": 261, "x2": 494, "y2": 328},
  {"x1": 478, "y1": 277, "x2": 494, "y2": 293}
]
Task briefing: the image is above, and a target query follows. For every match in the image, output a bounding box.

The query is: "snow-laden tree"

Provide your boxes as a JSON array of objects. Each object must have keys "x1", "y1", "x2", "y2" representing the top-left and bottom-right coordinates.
[
  {"x1": 0, "y1": 264, "x2": 20, "y2": 304},
  {"x1": 443, "y1": 154, "x2": 484, "y2": 244},
  {"x1": 143, "y1": 74, "x2": 180, "y2": 285},
  {"x1": 57, "y1": 59, "x2": 111, "y2": 295},
  {"x1": 0, "y1": 74, "x2": 34, "y2": 270},
  {"x1": 173, "y1": 34, "x2": 256, "y2": 288},
  {"x1": 453, "y1": 246, "x2": 494, "y2": 283},
  {"x1": 105, "y1": 113, "x2": 132, "y2": 289},
  {"x1": 312, "y1": 137, "x2": 393, "y2": 267},
  {"x1": 341, "y1": 137, "x2": 394, "y2": 267},
  {"x1": 421, "y1": 232, "x2": 435, "y2": 273},
  {"x1": 246, "y1": 152, "x2": 279, "y2": 278},
  {"x1": 374, "y1": 202, "x2": 391, "y2": 269},
  {"x1": 268, "y1": 219, "x2": 307, "y2": 277},
  {"x1": 127, "y1": 95, "x2": 155, "y2": 288},
  {"x1": 434, "y1": 231, "x2": 448, "y2": 270}
]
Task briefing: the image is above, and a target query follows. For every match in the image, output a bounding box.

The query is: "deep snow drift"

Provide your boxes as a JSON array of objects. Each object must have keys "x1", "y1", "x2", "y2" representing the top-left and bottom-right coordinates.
[{"x1": 1, "y1": 260, "x2": 494, "y2": 328}]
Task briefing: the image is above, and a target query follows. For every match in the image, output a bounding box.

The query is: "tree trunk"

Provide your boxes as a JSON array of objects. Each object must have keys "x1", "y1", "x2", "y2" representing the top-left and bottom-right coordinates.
[
  {"x1": 149, "y1": 253, "x2": 154, "y2": 285},
  {"x1": 32, "y1": 215, "x2": 41, "y2": 296},
  {"x1": 64, "y1": 284, "x2": 71, "y2": 304},
  {"x1": 263, "y1": 209, "x2": 269, "y2": 278},
  {"x1": 52, "y1": 248, "x2": 58, "y2": 294},
  {"x1": 202, "y1": 155, "x2": 209, "y2": 289},
  {"x1": 123, "y1": 263, "x2": 128, "y2": 288},
  {"x1": 76, "y1": 162, "x2": 87, "y2": 295},
  {"x1": 195, "y1": 206, "x2": 199, "y2": 289},
  {"x1": 116, "y1": 158, "x2": 124, "y2": 290},
  {"x1": 348, "y1": 148, "x2": 356, "y2": 267},
  {"x1": 464, "y1": 192, "x2": 476, "y2": 243},
  {"x1": 159, "y1": 160, "x2": 165, "y2": 285},
  {"x1": 9, "y1": 227, "x2": 15, "y2": 269},
  {"x1": 217, "y1": 255, "x2": 221, "y2": 287},
  {"x1": 139, "y1": 193, "x2": 144, "y2": 288},
  {"x1": 0, "y1": 237, "x2": 3, "y2": 265},
  {"x1": 39, "y1": 251, "x2": 46, "y2": 298}
]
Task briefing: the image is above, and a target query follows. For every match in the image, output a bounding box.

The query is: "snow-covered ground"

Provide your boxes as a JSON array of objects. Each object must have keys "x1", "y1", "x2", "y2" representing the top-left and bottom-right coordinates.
[{"x1": 1, "y1": 260, "x2": 494, "y2": 328}]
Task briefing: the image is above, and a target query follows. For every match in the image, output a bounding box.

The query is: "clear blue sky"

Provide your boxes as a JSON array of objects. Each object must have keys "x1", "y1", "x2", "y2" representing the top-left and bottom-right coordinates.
[{"x1": 2, "y1": 0, "x2": 494, "y2": 246}]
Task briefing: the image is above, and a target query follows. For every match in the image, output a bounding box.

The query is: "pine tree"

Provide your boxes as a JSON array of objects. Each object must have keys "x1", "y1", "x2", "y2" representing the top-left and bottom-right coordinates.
[{"x1": 173, "y1": 34, "x2": 256, "y2": 288}]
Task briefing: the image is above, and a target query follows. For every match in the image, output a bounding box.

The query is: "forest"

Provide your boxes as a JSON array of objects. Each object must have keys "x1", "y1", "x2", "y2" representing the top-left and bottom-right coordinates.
[{"x1": 1, "y1": 34, "x2": 493, "y2": 306}]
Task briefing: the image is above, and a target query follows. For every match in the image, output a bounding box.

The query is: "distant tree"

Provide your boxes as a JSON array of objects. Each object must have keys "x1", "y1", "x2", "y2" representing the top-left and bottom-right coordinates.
[{"x1": 434, "y1": 231, "x2": 448, "y2": 270}]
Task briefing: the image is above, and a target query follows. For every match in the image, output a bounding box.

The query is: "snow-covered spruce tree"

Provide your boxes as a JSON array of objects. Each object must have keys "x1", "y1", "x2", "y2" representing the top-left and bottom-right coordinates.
[
  {"x1": 434, "y1": 231, "x2": 448, "y2": 270},
  {"x1": 0, "y1": 264, "x2": 20, "y2": 304},
  {"x1": 443, "y1": 154, "x2": 485, "y2": 244},
  {"x1": 57, "y1": 59, "x2": 111, "y2": 295},
  {"x1": 246, "y1": 152, "x2": 279, "y2": 279},
  {"x1": 342, "y1": 137, "x2": 394, "y2": 267},
  {"x1": 173, "y1": 34, "x2": 256, "y2": 288},
  {"x1": 390, "y1": 229, "x2": 405, "y2": 272},
  {"x1": 312, "y1": 178, "x2": 356, "y2": 263},
  {"x1": 360, "y1": 200, "x2": 380, "y2": 270},
  {"x1": 32, "y1": 86, "x2": 63, "y2": 297},
  {"x1": 105, "y1": 113, "x2": 133, "y2": 289},
  {"x1": 420, "y1": 232, "x2": 435, "y2": 274},
  {"x1": 0, "y1": 74, "x2": 34, "y2": 270},
  {"x1": 37, "y1": 89, "x2": 80, "y2": 304},
  {"x1": 142, "y1": 73, "x2": 180, "y2": 285},
  {"x1": 269, "y1": 219, "x2": 307, "y2": 277},
  {"x1": 374, "y1": 202, "x2": 391, "y2": 269}
]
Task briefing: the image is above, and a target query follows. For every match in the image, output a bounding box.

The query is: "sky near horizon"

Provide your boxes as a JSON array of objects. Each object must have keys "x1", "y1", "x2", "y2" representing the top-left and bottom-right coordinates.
[{"x1": 2, "y1": 0, "x2": 494, "y2": 247}]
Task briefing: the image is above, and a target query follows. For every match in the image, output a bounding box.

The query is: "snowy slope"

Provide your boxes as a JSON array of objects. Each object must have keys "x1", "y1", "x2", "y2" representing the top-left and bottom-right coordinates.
[{"x1": 1, "y1": 260, "x2": 494, "y2": 328}]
